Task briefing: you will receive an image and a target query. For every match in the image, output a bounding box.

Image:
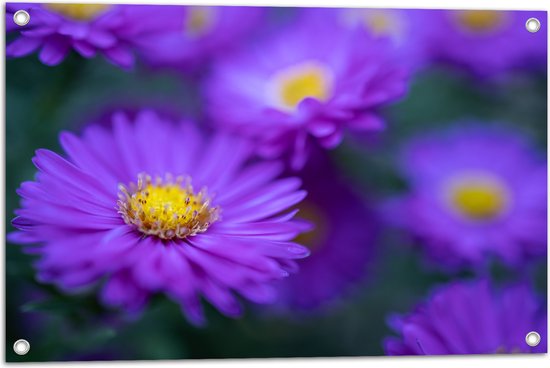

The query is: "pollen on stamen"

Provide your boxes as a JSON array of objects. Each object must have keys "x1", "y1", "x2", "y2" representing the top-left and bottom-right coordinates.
[{"x1": 117, "y1": 173, "x2": 220, "y2": 240}]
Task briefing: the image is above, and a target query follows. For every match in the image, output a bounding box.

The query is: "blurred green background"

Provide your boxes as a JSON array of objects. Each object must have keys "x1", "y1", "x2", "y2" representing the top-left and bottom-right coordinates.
[{"x1": 5, "y1": 21, "x2": 548, "y2": 362}]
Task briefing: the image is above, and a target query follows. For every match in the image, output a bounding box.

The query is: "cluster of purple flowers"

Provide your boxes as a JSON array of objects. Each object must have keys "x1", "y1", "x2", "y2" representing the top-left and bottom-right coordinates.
[{"x1": 7, "y1": 4, "x2": 547, "y2": 356}]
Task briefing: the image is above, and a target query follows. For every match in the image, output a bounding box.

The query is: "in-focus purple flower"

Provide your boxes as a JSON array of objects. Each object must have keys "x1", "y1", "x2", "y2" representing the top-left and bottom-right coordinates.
[
  {"x1": 389, "y1": 124, "x2": 547, "y2": 270},
  {"x1": 9, "y1": 110, "x2": 311, "y2": 325},
  {"x1": 424, "y1": 10, "x2": 547, "y2": 78},
  {"x1": 134, "y1": 6, "x2": 264, "y2": 70},
  {"x1": 301, "y1": 8, "x2": 431, "y2": 72},
  {"x1": 205, "y1": 19, "x2": 409, "y2": 169},
  {"x1": 274, "y1": 152, "x2": 378, "y2": 311},
  {"x1": 384, "y1": 279, "x2": 547, "y2": 355}
]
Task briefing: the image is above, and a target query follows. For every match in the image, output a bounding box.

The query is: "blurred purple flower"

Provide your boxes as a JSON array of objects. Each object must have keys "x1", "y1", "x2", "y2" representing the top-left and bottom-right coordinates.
[
  {"x1": 204, "y1": 19, "x2": 409, "y2": 169},
  {"x1": 301, "y1": 8, "x2": 431, "y2": 72},
  {"x1": 134, "y1": 6, "x2": 264, "y2": 70},
  {"x1": 384, "y1": 279, "x2": 547, "y2": 355},
  {"x1": 6, "y1": 3, "x2": 258, "y2": 70},
  {"x1": 389, "y1": 124, "x2": 547, "y2": 270},
  {"x1": 9, "y1": 110, "x2": 311, "y2": 326},
  {"x1": 274, "y1": 152, "x2": 378, "y2": 311},
  {"x1": 6, "y1": 3, "x2": 143, "y2": 68},
  {"x1": 425, "y1": 10, "x2": 547, "y2": 78}
]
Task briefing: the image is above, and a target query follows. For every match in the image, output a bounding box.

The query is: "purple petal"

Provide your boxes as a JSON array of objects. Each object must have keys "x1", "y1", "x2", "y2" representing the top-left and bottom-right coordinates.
[
  {"x1": 6, "y1": 37, "x2": 43, "y2": 57},
  {"x1": 72, "y1": 41, "x2": 97, "y2": 58},
  {"x1": 103, "y1": 45, "x2": 135, "y2": 69},
  {"x1": 38, "y1": 38, "x2": 71, "y2": 66}
]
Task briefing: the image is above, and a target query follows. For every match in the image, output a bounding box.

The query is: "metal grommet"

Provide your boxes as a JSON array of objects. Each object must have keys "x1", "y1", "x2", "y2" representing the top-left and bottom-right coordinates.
[
  {"x1": 525, "y1": 331, "x2": 541, "y2": 347},
  {"x1": 13, "y1": 339, "x2": 30, "y2": 355},
  {"x1": 13, "y1": 10, "x2": 30, "y2": 26},
  {"x1": 525, "y1": 17, "x2": 541, "y2": 33}
]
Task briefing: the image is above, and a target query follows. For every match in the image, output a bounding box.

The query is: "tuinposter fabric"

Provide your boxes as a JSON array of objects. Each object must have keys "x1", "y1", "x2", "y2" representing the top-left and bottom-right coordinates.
[{"x1": 5, "y1": 3, "x2": 548, "y2": 361}]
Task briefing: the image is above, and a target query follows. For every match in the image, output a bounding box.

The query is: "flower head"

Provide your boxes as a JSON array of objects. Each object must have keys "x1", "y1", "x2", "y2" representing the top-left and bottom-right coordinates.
[
  {"x1": 274, "y1": 152, "x2": 378, "y2": 311},
  {"x1": 424, "y1": 10, "x2": 547, "y2": 78},
  {"x1": 7, "y1": 3, "x2": 137, "y2": 67},
  {"x1": 384, "y1": 279, "x2": 547, "y2": 355},
  {"x1": 10, "y1": 110, "x2": 311, "y2": 325},
  {"x1": 6, "y1": 4, "x2": 264, "y2": 71},
  {"x1": 204, "y1": 19, "x2": 409, "y2": 169},
  {"x1": 389, "y1": 124, "x2": 547, "y2": 270},
  {"x1": 135, "y1": 6, "x2": 264, "y2": 70},
  {"x1": 301, "y1": 8, "x2": 431, "y2": 72}
]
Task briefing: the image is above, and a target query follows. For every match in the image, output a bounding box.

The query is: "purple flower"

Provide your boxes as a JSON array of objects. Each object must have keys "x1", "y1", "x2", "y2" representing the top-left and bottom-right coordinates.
[
  {"x1": 7, "y1": 3, "x2": 132, "y2": 68},
  {"x1": 274, "y1": 152, "x2": 378, "y2": 311},
  {"x1": 301, "y1": 8, "x2": 431, "y2": 72},
  {"x1": 9, "y1": 110, "x2": 311, "y2": 325},
  {"x1": 425, "y1": 10, "x2": 547, "y2": 78},
  {"x1": 389, "y1": 124, "x2": 546, "y2": 270},
  {"x1": 6, "y1": 3, "x2": 263, "y2": 71},
  {"x1": 204, "y1": 19, "x2": 409, "y2": 169},
  {"x1": 134, "y1": 6, "x2": 264, "y2": 70},
  {"x1": 384, "y1": 279, "x2": 547, "y2": 355}
]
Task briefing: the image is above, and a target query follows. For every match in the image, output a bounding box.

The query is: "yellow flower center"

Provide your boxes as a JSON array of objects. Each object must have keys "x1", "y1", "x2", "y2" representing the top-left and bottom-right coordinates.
[
  {"x1": 184, "y1": 7, "x2": 217, "y2": 37},
  {"x1": 46, "y1": 4, "x2": 111, "y2": 21},
  {"x1": 455, "y1": 10, "x2": 506, "y2": 33},
  {"x1": 447, "y1": 174, "x2": 509, "y2": 220},
  {"x1": 117, "y1": 173, "x2": 220, "y2": 240},
  {"x1": 267, "y1": 61, "x2": 334, "y2": 111},
  {"x1": 340, "y1": 9, "x2": 403, "y2": 40},
  {"x1": 362, "y1": 11, "x2": 398, "y2": 36}
]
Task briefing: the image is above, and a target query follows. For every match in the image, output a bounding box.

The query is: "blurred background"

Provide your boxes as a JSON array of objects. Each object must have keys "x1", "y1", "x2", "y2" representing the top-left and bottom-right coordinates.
[{"x1": 5, "y1": 5, "x2": 548, "y2": 362}]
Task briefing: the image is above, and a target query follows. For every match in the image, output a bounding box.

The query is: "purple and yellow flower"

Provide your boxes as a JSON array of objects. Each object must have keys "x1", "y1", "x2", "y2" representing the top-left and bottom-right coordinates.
[
  {"x1": 135, "y1": 6, "x2": 264, "y2": 70},
  {"x1": 6, "y1": 3, "x2": 263, "y2": 70},
  {"x1": 425, "y1": 10, "x2": 547, "y2": 78},
  {"x1": 389, "y1": 124, "x2": 547, "y2": 270},
  {"x1": 274, "y1": 152, "x2": 378, "y2": 311},
  {"x1": 301, "y1": 8, "x2": 431, "y2": 71},
  {"x1": 9, "y1": 110, "x2": 311, "y2": 325},
  {"x1": 204, "y1": 19, "x2": 409, "y2": 169},
  {"x1": 384, "y1": 279, "x2": 547, "y2": 355},
  {"x1": 6, "y1": 3, "x2": 141, "y2": 68}
]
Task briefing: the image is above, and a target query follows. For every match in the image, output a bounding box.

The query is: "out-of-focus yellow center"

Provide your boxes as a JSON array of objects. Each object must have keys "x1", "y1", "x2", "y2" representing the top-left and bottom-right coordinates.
[
  {"x1": 184, "y1": 7, "x2": 217, "y2": 37},
  {"x1": 363, "y1": 11, "x2": 396, "y2": 36},
  {"x1": 455, "y1": 10, "x2": 505, "y2": 32},
  {"x1": 46, "y1": 4, "x2": 111, "y2": 20},
  {"x1": 447, "y1": 175, "x2": 508, "y2": 220},
  {"x1": 268, "y1": 61, "x2": 334, "y2": 111},
  {"x1": 340, "y1": 9, "x2": 402, "y2": 39},
  {"x1": 117, "y1": 173, "x2": 220, "y2": 240}
]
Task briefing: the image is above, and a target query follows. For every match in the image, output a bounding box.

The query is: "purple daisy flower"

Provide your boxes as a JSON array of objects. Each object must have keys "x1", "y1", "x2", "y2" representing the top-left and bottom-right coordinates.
[
  {"x1": 301, "y1": 8, "x2": 431, "y2": 72},
  {"x1": 6, "y1": 3, "x2": 209, "y2": 69},
  {"x1": 134, "y1": 5, "x2": 264, "y2": 70},
  {"x1": 9, "y1": 110, "x2": 311, "y2": 325},
  {"x1": 389, "y1": 124, "x2": 547, "y2": 270},
  {"x1": 425, "y1": 10, "x2": 547, "y2": 78},
  {"x1": 274, "y1": 152, "x2": 378, "y2": 311},
  {"x1": 384, "y1": 279, "x2": 547, "y2": 355},
  {"x1": 204, "y1": 19, "x2": 409, "y2": 169},
  {"x1": 6, "y1": 3, "x2": 170, "y2": 69}
]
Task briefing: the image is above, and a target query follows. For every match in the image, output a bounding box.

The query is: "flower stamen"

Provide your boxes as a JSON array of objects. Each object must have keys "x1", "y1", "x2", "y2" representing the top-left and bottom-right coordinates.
[
  {"x1": 446, "y1": 173, "x2": 509, "y2": 220},
  {"x1": 267, "y1": 60, "x2": 334, "y2": 111},
  {"x1": 184, "y1": 7, "x2": 217, "y2": 37},
  {"x1": 455, "y1": 10, "x2": 506, "y2": 33},
  {"x1": 117, "y1": 173, "x2": 220, "y2": 240}
]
